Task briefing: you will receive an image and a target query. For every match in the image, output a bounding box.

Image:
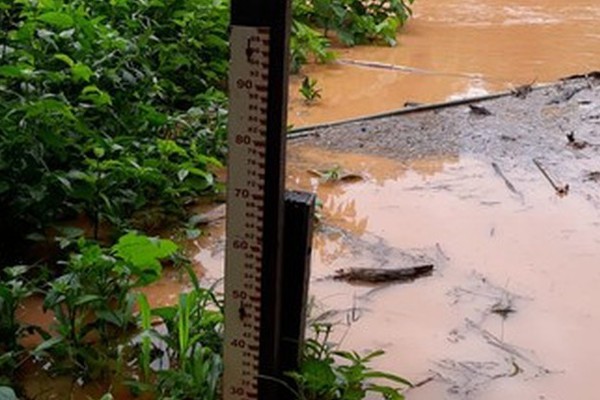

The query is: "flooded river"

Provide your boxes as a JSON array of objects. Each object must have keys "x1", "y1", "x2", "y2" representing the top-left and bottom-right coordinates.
[
  {"x1": 283, "y1": 146, "x2": 600, "y2": 400},
  {"x1": 186, "y1": 142, "x2": 600, "y2": 400},
  {"x1": 15, "y1": 2, "x2": 600, "y2": 398},
  {"x1": 288, "y1": 0, "x2": 600, "y2": 126}
]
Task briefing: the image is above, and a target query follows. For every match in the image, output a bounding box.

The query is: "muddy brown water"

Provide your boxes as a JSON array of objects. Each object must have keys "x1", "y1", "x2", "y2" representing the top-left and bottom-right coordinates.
[
  {"x1": 20, "y1": 76, "x2": 600, "y2": 399},
  {"x1": 288, "y1": 0, "x2": 600, "y2": 126},
  {"x1": 289, "y1": 148, "x2": 600, "y2": 400},
  {"x1": 15, "y1": 3, "x2": 600, "y2": 397},
  {"x1": 186, "y1": 142, "x2": 600, "y2": 400}
]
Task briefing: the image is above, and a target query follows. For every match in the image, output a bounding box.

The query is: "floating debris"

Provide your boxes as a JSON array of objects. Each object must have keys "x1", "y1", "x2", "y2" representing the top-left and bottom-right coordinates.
[
  {"x1": 511, "y1": 81, "x2": 535, "y2": 99},
  {"x1": 334, "y1": 265, "x2": 434, "y2": 283},
  {"x1": 566, "y1": 131, "x2": 588, "y2": 149},
  {"x1": 547, "y1": 85, "x2": 585, "y2": 104},
  {"x1": 308, "y1": 166, "x2": 363, "y2": 183},
  {"x1": 469, "y1": 104, "x2": 493, "y2": 116},
  {"x1": 584, "y1": 171, "x2": 600, "y2": 183},
  {"x1": 491, "y1": 162, "x2": 522, "y2": 197},
  {"x1": 533, "y1": 159, "x2": 569, "y2": 196}
]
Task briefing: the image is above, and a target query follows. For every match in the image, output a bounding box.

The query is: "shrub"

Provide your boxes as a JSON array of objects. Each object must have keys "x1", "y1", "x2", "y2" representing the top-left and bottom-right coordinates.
[{"x1": 0, "y1": 0, "x2": 229, "y2": 256}]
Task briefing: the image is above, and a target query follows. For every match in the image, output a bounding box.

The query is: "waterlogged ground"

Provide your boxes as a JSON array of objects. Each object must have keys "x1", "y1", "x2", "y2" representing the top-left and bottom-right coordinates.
[
  {"x1": 190, "y1": 77, "x2": 600, "y2": 399},
  {"x1": 16, "y1": 77, "x2": 600, "y2": 399},
  {"x1": 288, "y1": 0, "x2": 600, "y2": 126}
]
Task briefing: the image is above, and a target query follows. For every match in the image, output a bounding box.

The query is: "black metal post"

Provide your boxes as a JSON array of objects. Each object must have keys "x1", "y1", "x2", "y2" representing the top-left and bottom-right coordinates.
[{"x1": 280, "y1": 191, "x2": 316, "y2": 395}]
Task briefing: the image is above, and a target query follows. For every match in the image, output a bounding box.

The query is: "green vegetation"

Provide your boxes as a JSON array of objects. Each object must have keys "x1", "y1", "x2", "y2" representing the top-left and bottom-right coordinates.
[
  {"x1": 0, "y1": 231, "x2": 181, "y2": 394},
  {"x1": 0, "y1": 266, "x2": 39, "y2": 388},
  {"x1": 0, "y1": 0, "x2": 228, "y2": 262},
  {"x1": 35, "y1": 233, "x2": 178, "y2": 381},
  {"x1": 290, "y1": 324, "x2": 412, "y2": 400},
  {"x1": 134, "y1": 272, "x2": 223, "y2": 400},
  {"x1": 0, "y1": 0, "x2": 415, "y2": 397},
  {"x1": 300, "y1": 76, "x2": 323, "y2": 103},
  {"x1": 291, "y1": 0, "x2": 414, "y2": 72}
]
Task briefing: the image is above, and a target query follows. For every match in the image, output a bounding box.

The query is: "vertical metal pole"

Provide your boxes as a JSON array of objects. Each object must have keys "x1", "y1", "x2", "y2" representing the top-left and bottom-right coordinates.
[{"x1": 280, "y1": 191, "x2": 316, "y2": 394}]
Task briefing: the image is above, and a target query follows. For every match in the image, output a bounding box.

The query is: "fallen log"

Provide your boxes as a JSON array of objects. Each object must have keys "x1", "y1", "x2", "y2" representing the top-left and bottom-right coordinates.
[{"x1": 334, "y1": 265, "x2": 434, "y2": 283}]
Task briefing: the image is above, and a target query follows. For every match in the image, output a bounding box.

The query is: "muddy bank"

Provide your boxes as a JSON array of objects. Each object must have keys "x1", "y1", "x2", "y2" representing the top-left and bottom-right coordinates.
[
  {"x1": 292, "y1": 75, "x2": 600, "y2": 205},
  {"x1": 283, "y1": 75, "x2": 600, "y2": 399},
  {"x1": 24, "y1": 76, "x2": 600, "y2": 399}
]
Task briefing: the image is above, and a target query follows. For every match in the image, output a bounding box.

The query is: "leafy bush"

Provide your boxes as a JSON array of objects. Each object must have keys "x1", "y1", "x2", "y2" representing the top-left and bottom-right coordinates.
[
  {"x1": 293, "y1": 0, "x2": 414, "y2": 47},
  {"x1": 289, "y1": 324, "x2": 412, "y2": 400},
  {"x1": 0, "y1": 266, "x2": 38, "y2": 388},
  {"x1": 290, "y1": 20, "x2": 336, "y2": 74},
  {"x1": 0, "y1": 0, "x2": 229, "y2": 256},
  {"x1": 290, "y1": 0, "x2": 415, "y2": 73},
  {"x1": 133, "y1": 267, "x2": 223, "y2": 400},
  {"x1": 34, "y1": 232, "x2": 179, "y2": 381}
]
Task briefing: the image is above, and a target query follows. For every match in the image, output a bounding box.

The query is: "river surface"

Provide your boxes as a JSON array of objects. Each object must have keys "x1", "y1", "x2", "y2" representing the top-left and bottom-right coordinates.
[
  {"x1": 15, "y1": 2, "x2": 600, "y2": 398},
  {"x1": 288, "y1": 0, "x2": 600, "y2": 126},
  {"x1": 177, "y1": 142, "x2": 600, "y2": 400}
]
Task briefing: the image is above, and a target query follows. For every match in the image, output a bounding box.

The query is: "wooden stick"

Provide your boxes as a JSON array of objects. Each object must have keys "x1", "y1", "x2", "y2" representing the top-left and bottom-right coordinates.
[
  {"x1": 491, "y1": 162, "x2": 520, "y2": 196},
  {"x1": 334, "y1": 265, "x2": 434, "y2": 283},
  {"x1": 532, "y1": 159, "x2": 569, "y2": 195}
]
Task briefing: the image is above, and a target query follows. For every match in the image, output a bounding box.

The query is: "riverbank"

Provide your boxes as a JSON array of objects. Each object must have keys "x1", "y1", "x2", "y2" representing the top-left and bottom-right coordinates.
[
  {"x1": 291, "y1": 73, "x2": 600, "y2": 202},
  {"x1": 283, "y1": 73, "x2": 600, "y2": 399},
  {"x1": 288, "y1": 0, "x2": 600, "y2": 127}
]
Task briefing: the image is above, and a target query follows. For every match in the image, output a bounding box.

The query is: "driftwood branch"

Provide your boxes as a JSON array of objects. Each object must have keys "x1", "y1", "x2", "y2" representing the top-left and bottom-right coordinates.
[
  {"x1": 334, "y1": 265, "x2": 434, "y2": 283},
  {"x1": 491, "y1": 162, "x2": 521, "y2": 197},
  {"x1": 532, "y1": 159, "x2": 569, "y2": 196}
]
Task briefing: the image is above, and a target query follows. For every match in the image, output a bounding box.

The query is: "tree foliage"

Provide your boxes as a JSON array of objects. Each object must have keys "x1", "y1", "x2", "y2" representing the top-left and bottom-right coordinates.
[{"x1": 0, "y1": 0, "x2": 229, "y2": 261}]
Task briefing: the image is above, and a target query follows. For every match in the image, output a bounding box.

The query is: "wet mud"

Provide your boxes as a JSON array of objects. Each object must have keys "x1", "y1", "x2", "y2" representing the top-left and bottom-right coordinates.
[
  {"x1": 15, "y1": 26, "x2": 600, "y2": 400},
  {"x1": 284, "y1": 76, "x2": 600, "y2": 399},
  {"x1": 288, "y1": 0, "x2": 600, "y2": 126},
  {"x1": 17, "y1": 77, "x2": 600, "y2": 399},
  {"x1": 192, "y1": 77, "x2": 600, "y2": 399}
]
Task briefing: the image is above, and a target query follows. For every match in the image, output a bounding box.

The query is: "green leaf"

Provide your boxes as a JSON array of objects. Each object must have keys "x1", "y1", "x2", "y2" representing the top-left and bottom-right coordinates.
[
  {"x1": 363, "y1": 371, "x2": 412, "y2": 387},
  {"x1": 38, "y1": 12, "x2": 75, "y2": 30},
  {"x1": 177, "y1": 169, "x2": 189, "y2": 182},
  {"x1": 0, "y1": 65, "x2": 31, "y2": 78},
  {"x1": 151, "y1": 305, "x2": 177, "y2": 322},
  {"x1": 300, "y1": 358, "x2": 337, "y2": 393},
  {"x1": 54, "y1": 53, "x2": 75, "y2": 67},
  {"x1": 185, "y1": 228, "x2": 201, "y2": 239},
  {"x1": 112, "y1": 232, "x2": 178, "y2": 285},
  {"x1": 362, "y1": 349, "x2": 385, "y2": 362},
  {"x1": 33, "y1": 336, "x2": 63, "y2": 354},
  {"x1": 72, "y1": 63, "x2": 94, "y2": 82},
  {"x1": 4, "y1": 265, "x2": 29, "y2": 278},
  {"x1": 56, "y1": 175, "x2": 72, "y2": 190},
  {"x1": 0, "y1": 387, "x2": 18, "y2": 400},
  {"x1": 25, "y1": 98, "x2": 74, "y2": 120},
  {"x1": 26, "y1": 232, "x2": 47, "y2": 242},
  {"x1": 367, "y1": 385, "x2": 405, "y2": 400},
  {"x1": 93, "y1": 147, "x2": 105, "y2": 158},
  {"x1": 80, "y1": 85, "x2": 112, "y2": 106},
  {"x1": 74, "y1": 294, "x2": 103, "y2": 306}
]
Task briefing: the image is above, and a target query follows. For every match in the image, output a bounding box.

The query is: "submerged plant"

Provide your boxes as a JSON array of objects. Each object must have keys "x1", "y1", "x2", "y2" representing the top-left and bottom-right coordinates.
[
  {"x1": 35, "y1": 232, "x2": 178, "y2": 381},
  {"x1": 293, "y1": 0, "x2": 414, "y2": 47},
  {"x1": 289, "y1": 324, "x2": 412, "y2": 400},
  {"x1": 290, "y1": 20, "x2": 336, "y2": 73},
  {"x1": 0, "y1": 266, "x2": 40, "y2": 390},
  {"x1": 132, "y1": 266, "x2": 223, "y2": 400},
  {"x1": 300, "y1": 76, "x2": 323, "y2": 104},
  {"x1": 308, "y1": 166, "x2": 363, "y2": 183}
]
